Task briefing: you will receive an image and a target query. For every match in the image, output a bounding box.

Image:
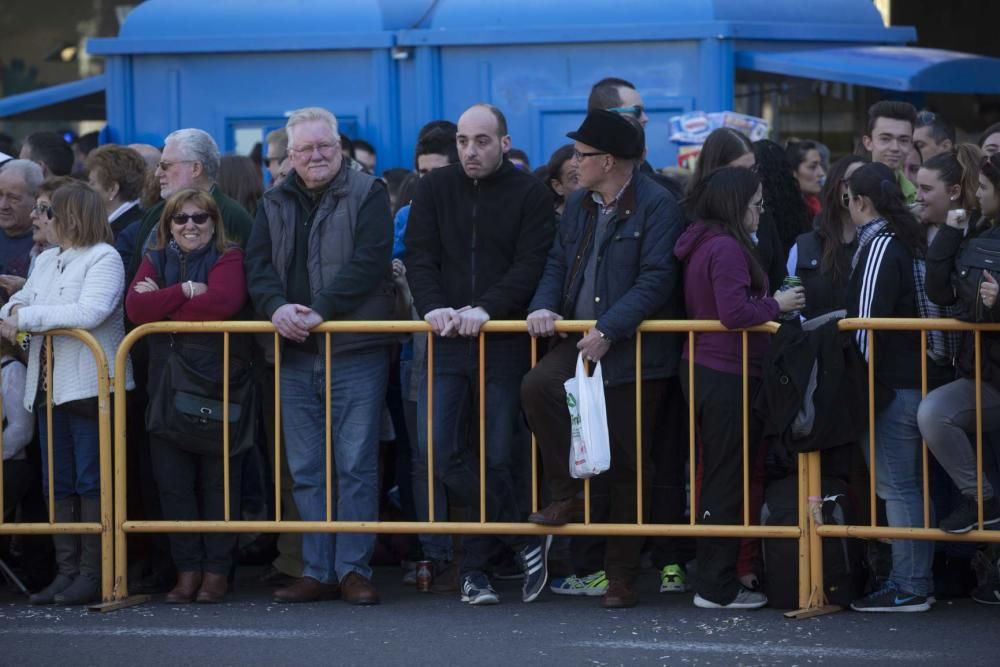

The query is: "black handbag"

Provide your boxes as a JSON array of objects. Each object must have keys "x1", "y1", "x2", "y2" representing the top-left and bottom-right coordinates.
[
  {"x1": 145, "y1": 336, "x2": 256, "y2": 457},
  {"x1": 955, "y1": 237, "x2": 1000, "y2": 322}
]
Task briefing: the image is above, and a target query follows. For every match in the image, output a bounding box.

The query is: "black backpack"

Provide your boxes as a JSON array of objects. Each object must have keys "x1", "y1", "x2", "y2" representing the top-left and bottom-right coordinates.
[{"x1": 761, "y1": 475, "x2": 866, "y2": 609}]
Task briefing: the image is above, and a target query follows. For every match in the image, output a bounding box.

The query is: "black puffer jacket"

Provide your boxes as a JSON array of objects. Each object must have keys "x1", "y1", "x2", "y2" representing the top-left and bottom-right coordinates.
[{"x1": 926, "y1": 223, "x2": 1000, "y2": 391}]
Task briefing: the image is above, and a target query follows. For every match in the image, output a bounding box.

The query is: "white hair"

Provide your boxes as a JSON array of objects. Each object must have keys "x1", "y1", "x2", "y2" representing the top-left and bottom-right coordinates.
[
  {"x1": 0, "y1": 159, "x2": 45, "y2": 196},
  {"x1": 286, "y1": 107, "x2": 339, "y2": 147},
  {"x1": 164, "y1": 128, "x2": 221, "y2": 182}
]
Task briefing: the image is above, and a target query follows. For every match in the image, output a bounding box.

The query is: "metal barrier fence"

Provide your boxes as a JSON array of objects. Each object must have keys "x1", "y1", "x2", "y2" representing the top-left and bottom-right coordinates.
[
  {"x1": 0, "y1": 317, "x2": 980, "y2": 613},
  {"x1": 0, "y1": 329, "x2": 115, "y2": 604},
  {"x1": 816, "y1": 318, "x2": 1000, "y2": 545},
  {"x1": 110, "y1": 320, "x2": 810, "y2": 608}
]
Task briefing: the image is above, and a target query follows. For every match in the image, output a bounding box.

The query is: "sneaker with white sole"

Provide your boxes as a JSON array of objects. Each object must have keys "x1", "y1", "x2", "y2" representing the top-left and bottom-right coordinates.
[
  {"x1": 460, "y1": 572, "x2": 499, "y2": 605},
  {"x1": 850, "y1": 581, "x2": 930, "y2": 613},
  {"x1": 518, "y1": 535, "x2": 552, "y2": 603},
  {"x1": 659, "y1": 564, "x2": 688, "y2": 593},
  {"x1": 550, "y1": 570, "x2": 608, "y2": 596},
  {"x1": 693, "y1": 587, "x2": 768, "y2": 610},
  {"x1": 972, "y1": 584, "x2": 1000, "y2": 605},
  {"x1": 939, "y1": 495, "x2": 1000, "y2": 534}
]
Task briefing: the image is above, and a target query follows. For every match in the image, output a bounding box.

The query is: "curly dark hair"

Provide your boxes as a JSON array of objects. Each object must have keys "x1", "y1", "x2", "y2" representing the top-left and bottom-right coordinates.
[
  {"x1": 752, "y1": 139, "x2": 811, "y2": 253},
  {"x1": 816, "y1": 155, "x2": 868, "y2": 280}
]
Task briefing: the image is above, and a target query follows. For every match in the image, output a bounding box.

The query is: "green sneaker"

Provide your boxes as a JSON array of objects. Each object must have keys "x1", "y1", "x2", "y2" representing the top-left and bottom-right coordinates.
[
  {"x1": 549, "y1": 570, "x2": 608, "y2": 597},
  {"x1": 659, "y1": 563, "x2": 688, "y2": 593}
]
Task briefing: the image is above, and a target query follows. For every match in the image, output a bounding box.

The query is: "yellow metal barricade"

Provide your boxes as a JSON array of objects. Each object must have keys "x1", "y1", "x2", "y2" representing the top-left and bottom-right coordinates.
[
  {"x1": 0, "y1": 329, "x2": 114, "y2": 604},
  {"x1": 111, "y1": 320, "x2": 808, "y2": 606}
]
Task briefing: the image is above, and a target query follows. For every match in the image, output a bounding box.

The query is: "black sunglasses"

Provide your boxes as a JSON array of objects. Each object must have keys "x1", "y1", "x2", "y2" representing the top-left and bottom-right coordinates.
[
  {"x1": 32, "y1": 202, "x2": 54, "y2": 220},
  {"x1": 170, "y1": 212, "x2": 213, "y2": 225},
  {"x1": 607, "y1": 105, "x2": 645, "y2": 119}
]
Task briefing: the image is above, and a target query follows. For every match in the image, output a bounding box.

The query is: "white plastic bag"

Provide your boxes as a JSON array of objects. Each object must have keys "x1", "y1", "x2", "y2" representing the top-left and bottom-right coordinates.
[{"x1": 564, "y1": 353, "x2": 611, "y2": 479}]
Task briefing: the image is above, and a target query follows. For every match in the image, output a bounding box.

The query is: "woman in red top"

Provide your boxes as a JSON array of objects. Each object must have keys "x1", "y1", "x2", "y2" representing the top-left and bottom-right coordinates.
[{"x1": 126, "y1": 188, "x2": 248, "y2": 604}]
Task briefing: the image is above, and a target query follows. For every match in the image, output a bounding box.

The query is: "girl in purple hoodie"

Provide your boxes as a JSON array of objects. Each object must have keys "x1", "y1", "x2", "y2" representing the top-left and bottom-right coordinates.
[{"x1": 674, "y1": 167, "x2": 804, "y2": 610}]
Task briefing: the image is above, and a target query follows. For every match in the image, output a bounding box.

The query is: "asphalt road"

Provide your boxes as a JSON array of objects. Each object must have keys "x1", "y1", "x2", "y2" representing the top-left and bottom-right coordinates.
[{"x1": 1, "y1": 567, "x2": 998, "y2": 666}]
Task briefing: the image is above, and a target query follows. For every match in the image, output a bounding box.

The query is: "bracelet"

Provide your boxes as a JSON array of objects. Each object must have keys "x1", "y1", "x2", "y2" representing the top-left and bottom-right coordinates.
[{"x1": 186, "y1": 280, "x2": 194, "y2": 299}]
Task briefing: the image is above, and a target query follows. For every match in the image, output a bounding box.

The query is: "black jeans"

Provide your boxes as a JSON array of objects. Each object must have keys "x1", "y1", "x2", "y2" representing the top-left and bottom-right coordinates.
[
  {"x1": 150, "y1": 438, "x2": 243, "y2": 575},
  {"x1": 680, "y1": 361, "x2": 763, "y2": 605}
]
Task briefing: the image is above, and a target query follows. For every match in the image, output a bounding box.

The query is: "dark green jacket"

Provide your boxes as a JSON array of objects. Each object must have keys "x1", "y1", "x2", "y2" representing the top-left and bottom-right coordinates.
[{"x1": 125, "y1": 184, "x2": 254, "y2": 282}]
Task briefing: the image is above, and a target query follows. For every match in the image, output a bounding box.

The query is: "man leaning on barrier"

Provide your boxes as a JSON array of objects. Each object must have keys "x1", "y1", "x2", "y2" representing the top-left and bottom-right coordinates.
[
  {"x1": 404, "y1": 103, "x2": 555, "y2": 606},
  {"x1": 245, "y1": 106, "x2": 395, "y2": 605},
  {"x1": 521, "y1": 110, "x2": 685, "y2": 609}
]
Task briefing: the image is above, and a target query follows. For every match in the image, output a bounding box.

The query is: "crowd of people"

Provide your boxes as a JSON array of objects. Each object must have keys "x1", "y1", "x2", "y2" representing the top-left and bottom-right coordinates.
[{"x1": 1, "y1": 77, "x2": 999, "y2": 615}]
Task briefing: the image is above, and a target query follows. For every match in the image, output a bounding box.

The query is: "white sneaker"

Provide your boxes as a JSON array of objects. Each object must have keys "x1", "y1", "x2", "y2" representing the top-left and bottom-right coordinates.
[{"x1": 694, "y1": 587, "x2": 768, "y2": 610}]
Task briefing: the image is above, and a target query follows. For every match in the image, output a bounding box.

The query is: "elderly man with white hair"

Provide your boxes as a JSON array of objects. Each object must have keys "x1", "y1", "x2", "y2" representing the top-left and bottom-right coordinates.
[
  {"x1": 123, "y1": 128, "x2": 254, "y2": 281},
  {"x1": 245, "y1": 107, "x2": 394, "y2": 606},
  {"x1": 0, "y1": 159, "x2": 44, "y2": 285}
]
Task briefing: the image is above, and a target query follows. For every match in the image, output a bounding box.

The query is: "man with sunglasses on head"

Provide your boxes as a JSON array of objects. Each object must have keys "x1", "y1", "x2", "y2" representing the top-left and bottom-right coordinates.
[
  {"x1": 913, "y1": 110, "x2": 956, "y2": 162},
  {"x1": 245, "y1": 106, "x2": 395, "y2": 606},
  {"x1": 124, "y1": 128, "x2": 254, "y2": 283}
]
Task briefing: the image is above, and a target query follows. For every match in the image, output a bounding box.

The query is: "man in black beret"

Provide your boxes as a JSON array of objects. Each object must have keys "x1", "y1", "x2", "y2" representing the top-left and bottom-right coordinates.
[{"x1": 521, "y1": 109, "x2": 686, "y2": 608}]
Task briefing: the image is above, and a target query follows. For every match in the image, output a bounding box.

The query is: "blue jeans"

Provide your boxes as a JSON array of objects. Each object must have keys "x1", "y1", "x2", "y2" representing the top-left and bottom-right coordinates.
[
  {"x1": 37, "y1": 405, "x2": 100, "y2": 500},
  {"x1": 414, "y1": 336, "x2": 529, "y2": 574},
  {"x1": 280, "y1": 347, "x2": 389, "y2": 584},
  {"x1": 861, "y1": 389, "x2": 934, "y2": 596}
]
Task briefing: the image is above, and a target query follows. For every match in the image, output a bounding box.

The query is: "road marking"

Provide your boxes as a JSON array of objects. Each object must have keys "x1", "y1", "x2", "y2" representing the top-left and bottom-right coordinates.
[{"x1": 572, "y1": 640, "x2": 937, "y2": 661}]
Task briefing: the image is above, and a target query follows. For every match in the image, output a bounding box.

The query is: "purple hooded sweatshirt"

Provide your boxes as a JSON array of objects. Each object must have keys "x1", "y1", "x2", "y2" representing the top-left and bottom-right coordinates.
[{"x1": 673, "y1": 221, "x2": 780, "y2": 377}]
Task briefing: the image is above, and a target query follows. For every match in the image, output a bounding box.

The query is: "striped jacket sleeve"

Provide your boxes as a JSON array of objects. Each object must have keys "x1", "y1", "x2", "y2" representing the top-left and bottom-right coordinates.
[{"x1": 854, "y1": 232, "x2": 901, "y2": 361}]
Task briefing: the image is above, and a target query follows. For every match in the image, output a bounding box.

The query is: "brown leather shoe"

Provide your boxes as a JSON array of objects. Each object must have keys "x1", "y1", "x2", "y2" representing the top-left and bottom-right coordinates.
[
  {"x1": 527, "y1": 496, "x2": 585, "y2": 526},
  {"x1": 602, "y1": 578, "x2": 639, "y2": 609},
  {"x1": 165, "y1": 571, "x2": 202, "y2": 604},
  {"x1": 272, "y1": 576, "x2": 341, "y2": 603},
  {"x1": 196, "y1": 572, "x2": 228, "y2": 604},
  {"x1": 340, "y1": 571, "x2": 380, "y2": 605}
]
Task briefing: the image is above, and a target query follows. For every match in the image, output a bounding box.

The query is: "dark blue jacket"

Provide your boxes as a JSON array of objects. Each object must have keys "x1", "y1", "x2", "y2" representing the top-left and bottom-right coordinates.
[{"x1": 528, "y1": 170, "x2": 685, "y2": 386}]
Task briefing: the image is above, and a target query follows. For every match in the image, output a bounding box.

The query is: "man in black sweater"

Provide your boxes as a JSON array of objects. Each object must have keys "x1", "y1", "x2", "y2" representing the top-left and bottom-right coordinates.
[{"x1": 404, "y1": 104, "x2": 555, "y2": 605}]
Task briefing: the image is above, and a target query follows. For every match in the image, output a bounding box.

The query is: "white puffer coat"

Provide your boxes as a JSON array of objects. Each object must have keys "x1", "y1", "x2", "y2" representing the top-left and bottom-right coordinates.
[{"x1": 0, "y1": 243, "x2": 134, "y2": 411}]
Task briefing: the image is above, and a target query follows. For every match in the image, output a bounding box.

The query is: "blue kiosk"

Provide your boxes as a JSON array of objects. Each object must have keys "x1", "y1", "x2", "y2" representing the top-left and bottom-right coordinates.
[{"x1": 3, "y1": 0, "x2": 1000, "y2": 169}]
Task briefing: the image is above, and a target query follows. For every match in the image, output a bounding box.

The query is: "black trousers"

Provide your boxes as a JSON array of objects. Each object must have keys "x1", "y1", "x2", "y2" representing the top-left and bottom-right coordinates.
[
  {"x1": 521, "y1": 336, "x2": 665, "y2": 581},
  {"x1": 150, "y1": 438, "x2": 243, "y2": 575},
  {"x1": 679, "y1": 361, "x2": 763, "y2": 605}
]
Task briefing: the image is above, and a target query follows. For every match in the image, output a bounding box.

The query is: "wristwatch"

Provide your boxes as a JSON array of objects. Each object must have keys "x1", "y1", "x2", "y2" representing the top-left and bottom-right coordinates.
[{"x1": 597, "y1": 329, "x2": 613, "y2": 344}]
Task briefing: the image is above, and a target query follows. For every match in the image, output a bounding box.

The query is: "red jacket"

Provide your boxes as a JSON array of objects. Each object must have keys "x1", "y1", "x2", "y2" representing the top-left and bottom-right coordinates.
[{"x1": 126, "y1": 248, "x2": 247, "y2": 324}]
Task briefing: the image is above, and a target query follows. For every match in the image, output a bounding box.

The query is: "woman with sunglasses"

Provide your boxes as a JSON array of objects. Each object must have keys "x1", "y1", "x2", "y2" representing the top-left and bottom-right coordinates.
[
  {"x1": 125, "y1": 188, "x2": 248, "y2": 604},
  {"x1": 918, "y1": 154, "x2": 1000, "y2": 579},
  {"x1": 785, "y1": 156, "x2": 869, "y2": 320},
  {"x1": 0, "y1": 180, "x2": 135, "y2": 605}
]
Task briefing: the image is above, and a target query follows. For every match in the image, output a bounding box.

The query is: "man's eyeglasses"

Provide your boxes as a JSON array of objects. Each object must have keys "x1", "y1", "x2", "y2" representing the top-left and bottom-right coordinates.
[
  {"x1": 290, "y1": 142, "x2": 339, "y2": 157},
  {"x1": 607, "y1": 105, "x2": 645, "y2": 119},
  {"x1": 32, "y1": 202, "x2": 53, "y2": 220},
  {"x1": 170, "y1": 212, "x2": 214, "y2": 225},
  {"x1": 573, "y1": 149, "x2": 608, "y2": 160},
  {"x1": 264, "y1": 155, "x2": 287, "y2": 167},
  {"x1": 157, "y1": 159, "x2": 196, "y2": 172}
]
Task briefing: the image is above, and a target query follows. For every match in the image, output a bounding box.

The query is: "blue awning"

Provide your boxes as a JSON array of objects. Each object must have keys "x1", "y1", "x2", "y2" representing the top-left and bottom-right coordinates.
[
  {"x1": 736, "y1": 46, "x2": 1000, "y2": 93},
  {"x1": 0, "y1": 74, "x2": 106, "y2": 120}
]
